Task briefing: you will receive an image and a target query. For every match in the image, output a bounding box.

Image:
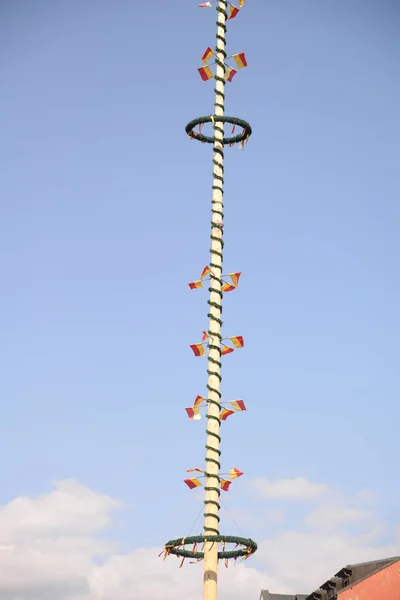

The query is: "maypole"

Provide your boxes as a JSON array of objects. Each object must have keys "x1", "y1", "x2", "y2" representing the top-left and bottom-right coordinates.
[{"x1": 162, "y1": 1, "x2": 257, "y2": 599}]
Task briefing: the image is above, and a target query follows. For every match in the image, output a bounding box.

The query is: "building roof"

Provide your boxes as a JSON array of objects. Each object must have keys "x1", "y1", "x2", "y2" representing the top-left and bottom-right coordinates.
[
  {"x1": 305, "y1": 555, "x2": 400, "y2": 599},
  {"x1": 336, "y1": 555, "x2": 400, "y2": 577},
  {"x1": 261, "y1": 556, "x2": 400, "y2": 600},
  {"x1": 260, "y1": 592, "x2": 308, "y2": 600}
]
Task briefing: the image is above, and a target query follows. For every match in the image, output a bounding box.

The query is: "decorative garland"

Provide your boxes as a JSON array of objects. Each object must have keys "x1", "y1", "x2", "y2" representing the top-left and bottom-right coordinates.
[
  {"x1": 202, "y1": 0, "x2": 228, "y2": 540},
  {"x1": 163, "y1": 535, "x2": 258, "y2": 561},
  {"x1": 185, "y1": 116, "x2": 252, "y2": 146}
]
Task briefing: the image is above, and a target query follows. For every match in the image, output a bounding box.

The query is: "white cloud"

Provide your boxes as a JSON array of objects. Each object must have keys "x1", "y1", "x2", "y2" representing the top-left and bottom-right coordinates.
[
  {"x1": 220, "y1": 506, "x2": 286, "y2": 529},
  {"x1": 0, "y1": 480, "x2": 121, "y2": 542},
  {"x1": 265, "y1": 507, "x2": 286, "y2": 525},
  {"x1": 305, "y1": 506, "x2": 373, "y2": 528},
  {"x1": 250, "y1": 476, "x2": 327, "y2": 500},
  {"x1": 87, "y1": 549, "x2": 286, "y2": 600},
  {"x1": 257, "y1": 529, "x2": 400, "y2": 594},
  {"x1": 0, "y1": 477, "x2": 398, "y2": 600},
  {"x1": 0, "y1": 480, "x2": 120, "y2": 600}
]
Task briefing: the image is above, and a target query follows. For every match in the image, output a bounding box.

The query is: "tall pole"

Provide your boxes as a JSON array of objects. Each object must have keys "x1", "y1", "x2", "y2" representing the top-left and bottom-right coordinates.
[
  {"x1": 203, "y1": 2, "x2": 228, "y2": 599},
  {"x1": 162, "y1": 0, "x2": 257, "y2": 595}
]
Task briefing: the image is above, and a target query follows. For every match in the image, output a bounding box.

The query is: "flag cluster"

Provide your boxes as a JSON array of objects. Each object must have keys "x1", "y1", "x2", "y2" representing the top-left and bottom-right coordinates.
[
  {"x1": 198, "y1": 0, "x2": 246, "y2": 20},
  {"x1": 185, "y1": 396, "x2": 246, "y2": 421},
  {"x1": 188, "y1": 265, "x2": 241, "y2": 292},
  {"x1": 190, "y1": 333, "x2": 244, "y2": 357},
  {"x1": 184, "y1": 467, "x2": 244, "y2": 491},
  {"x1": 197, "y1": 46, "x2": 248, "y2": 83}
]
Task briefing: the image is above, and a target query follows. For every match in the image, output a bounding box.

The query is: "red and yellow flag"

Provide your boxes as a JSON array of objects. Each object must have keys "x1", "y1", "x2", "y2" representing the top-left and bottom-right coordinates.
[
  {"x1": 228, "y1": 272, "x2": 241, "y2": 287},
  {"x1": 221, "y1": 345, "x2": 234, "y2": 356},
  {"x1": 194, "y1": 395, "x2": 205, "y2": 408},
  {"x1": 233, "y1": 52, "x2": 248, "y2": 69},
  {"x1": 185, "y1": 396, "x2": 206, "y2": 420},
  {"x1": 229, "y1": 468, "x2": 244, "y2": 479},
  {"x1": 220, "y1": 408, "x2": 234, "y2": 421},
  {"x1": 198, "y1": 66, "x2": 214, "y2": 81},
  {"x1": 230, "y1": 336, "x2": 244, "y2": 348},
  {"x1": 239, "y1": 0, "x2": 246, "y2": 6},
  {"x1": 189, "y1": 266, "x2": 211, "y2": 290},
  {"x1": 201, "y1": 331, "x2": 209, "y2": 342},
  {"x1": 228, "y1": 5, "x2": 239, "y2": 19},
  {"x1": 186, "y1": 468, "x2": 204, "y2": 473},
  {"x1": 221, "y1": 283, "x2": 236, "y2": 292},
  {"x1": 224, "y1": 66, "x2": 237, "y2": 83},
  {"x1": 185, "y1": 406, "x2": 201, "y2": 420},
  {"x1": 221, "y1": 479, "x2": 231, "y2": 491},
  {"x1": 190, "y1": 344, "x2": 205, "y2": 357},
  {"x1": 184, "y1": 478, "x2": 202, "y2": 489},
  {"x1": 200, "y1": 266, "x2": 211, "y2": 280},
  {"x1": 230, "y1": 400, "x2": 246, "y2": 412},
  {"x1": 222, "y1": 272, "x2": 241, "y2": 292},
  {"x1": 202, "y1": 47, "x2": 214, "y2": 64}
]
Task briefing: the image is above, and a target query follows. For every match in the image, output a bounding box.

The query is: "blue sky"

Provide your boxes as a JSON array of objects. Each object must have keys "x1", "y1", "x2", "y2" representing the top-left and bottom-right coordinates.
[{"x1": 1, "y1": 1, "x2": 400, "y2": 597}]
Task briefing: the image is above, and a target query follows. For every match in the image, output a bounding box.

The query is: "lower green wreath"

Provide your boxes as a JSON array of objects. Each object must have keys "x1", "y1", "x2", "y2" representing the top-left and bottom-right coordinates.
[
  {"x1": 163, "y1": 535, "x2": 257, "y2": 560},
  {"x1": 185, "y1": 116, "x2": 252, "y2": 146}
]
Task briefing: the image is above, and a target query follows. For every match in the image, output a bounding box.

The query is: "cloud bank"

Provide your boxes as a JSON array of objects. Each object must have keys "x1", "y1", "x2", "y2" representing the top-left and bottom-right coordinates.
[{"x1": 0, "y1": 477, "x2": 398, "y2": 600}]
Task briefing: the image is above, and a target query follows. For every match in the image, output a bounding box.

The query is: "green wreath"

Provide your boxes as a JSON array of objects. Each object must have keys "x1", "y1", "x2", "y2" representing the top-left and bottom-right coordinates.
[
  {"x1": 185, "y1": 116, "x2": 252, "y2": 145},
  {"x1": 163, "y1": 534, "x2": 257, "y2": 560}
]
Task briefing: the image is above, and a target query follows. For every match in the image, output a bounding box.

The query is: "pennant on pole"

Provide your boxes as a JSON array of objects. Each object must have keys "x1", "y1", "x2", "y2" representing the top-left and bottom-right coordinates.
[
  {"x1": 184, "y1": 478, "x2": 203, "y2": 489},
  {"x1": 198, "y1": 66, "x2": 214, "y2": 81},
  {"x1": 186, "y1": 468, "x2": 204, "y2": 473},
  {"x1": 190, "y1": 332, "x2": 209, "y2": 356},
  {"x1": 200, "y1": 266, "x2": 211, "y2": 279},
  {"x1": 198, "y1": 1, "x2": 212, "y2": 6},
  {"x1": 229, "y1": 468, "x2": 244, "y2": 479},
  {"x1": 228, "y1": 272, "x2": 241, "y2": 287},
  {"x1": 224, "y1": 66, "x2": 237, "y2": 83},
  {"x1": 194, "y1": 395, "x2": 206, "y2": 408},
  {"x1": 230, "y1": 336, "x2": 244, "y2": 348},
  {"x1": 221, "y1": 345, "x2": 234, "y2": 356},
  {"x1": 221, "y1": 479, "x2": 231, "y2": 491},
  {"x1": 220, "y1": 408, "x2": 235, "y2": 421},
  {"x1": 222, "y1": 283, "x2": 236, "y2": 292},
  {"x1": 228, "y1": 5, "x2": 239, "y2": 19},
  {"x1": 190, "y1": 344, "x2": 206, "y2": 357},
  {"x1": 233, "y1": 52, "x2": 248, "y2": 69},
  {"x1": 202, "y1": 47, "x2": 215, "y2": 64},
  {"x1": 185, "y1": 406, "x2": 201, "y2": 420},
  {"x1": 229, "y1": 400, "x2": 246, "y2": 412},
  {"x1": 185, "y1": 395, "x2": 207, "y2": 420}
]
